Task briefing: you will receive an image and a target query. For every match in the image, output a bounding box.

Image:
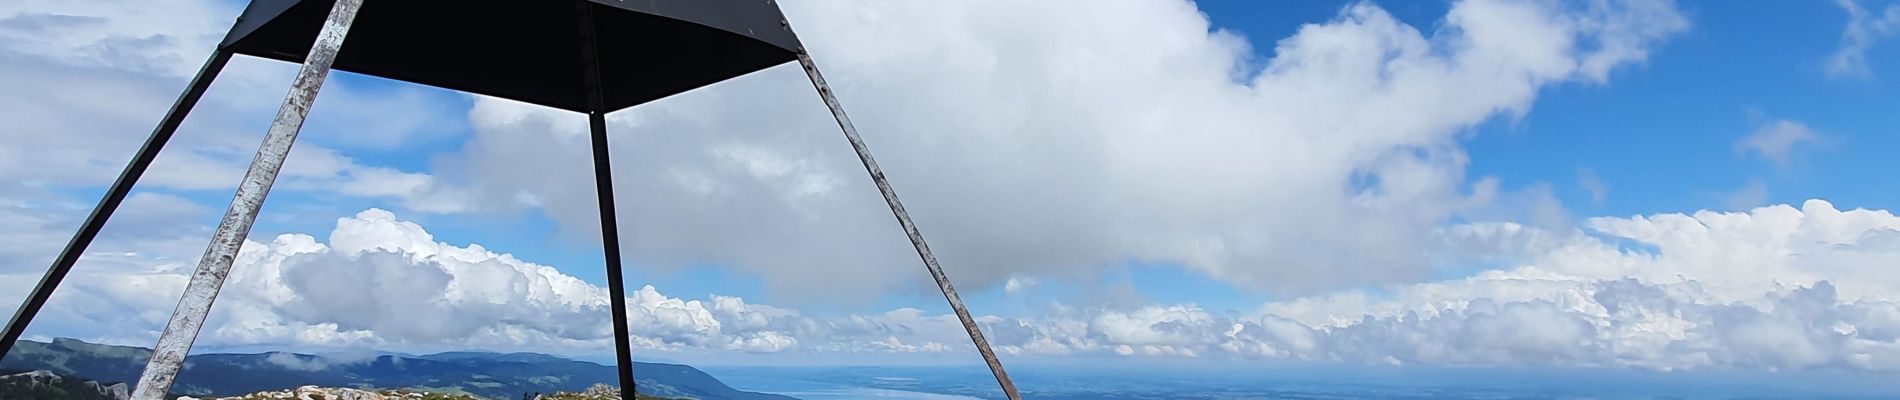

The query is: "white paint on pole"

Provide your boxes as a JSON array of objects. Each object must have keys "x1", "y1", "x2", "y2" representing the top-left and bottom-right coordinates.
[{"x1": 129, "y1": 0, "x2": 364, "y2": 398}]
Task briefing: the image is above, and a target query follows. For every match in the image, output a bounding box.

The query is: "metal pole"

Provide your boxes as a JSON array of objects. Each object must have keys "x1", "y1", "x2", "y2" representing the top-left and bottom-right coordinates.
[
  {"x1": 588, "y1": 110, "x2": 640, "y2": 400},
  {"x1": 0, "y1": 48, "x2": 234, "y2": 362},
  {"x1": 129, "y1": 0, "x2": 363, "y2": 398},
  {"x1": 787, "y1": 48, "x2": 1024, "y2": 400},
  {"x1": 575, "y1": 2, "x2": 639, "y2": 399}
]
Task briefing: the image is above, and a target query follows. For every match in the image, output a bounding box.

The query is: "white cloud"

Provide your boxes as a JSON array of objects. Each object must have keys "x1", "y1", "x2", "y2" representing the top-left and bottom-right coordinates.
[
  {"x1": 963, "y1": 200, "x2": 1900, "y2": 370},
  {"x1": 1426, "y1": 199, "x2": 1900, "y2": 303},
  {"x1": 1724, "y1": 178, "x2": 1770, "y2": 210},
  {"x1": 1827, "y1": 0, "x2": 1900, "y2": 79},
  {"x1": 263, "y1": 352, "x2": 330, "y2": 372},
  {"x1": 2, "y1": 208, "x2": 784, "y2": 353},
  {"x1": 9, "y1": 201, "x2": 1900, "y2": 371},
  {"x1": 1735, "y1": 119, "x2": 1823, "y2": 169},
  {"x1": 0, "y1": 190, "x2": 209, "y2": 284},
  {"x1": 1578, "y1": 168, "x2": 1609, "y2": 203},
  {"x1": 0, "y1": 0, "x2": 231, "y2": 77},
  {"x1": 1247, "y1": 200, "x2": 1900, "y2": 367},
  {"x1": 278, "y1": 146, "x2": 475, "y2": 213},
  {"x1": 1252, "y1": 276, "x2": 1900, "y2": 370},
  {"x1": 1003, "y1": 277, "x2": 1038, "y2": 296},
  {"x1": 0, "y1": 0, "x2": 472, "y2": 211},
  {"x1": 439, "y1": 0, "x2": 1688, "y2": 300},
  {"x1": 2, "y1": 208, "x2": 963, "y2": 355}
]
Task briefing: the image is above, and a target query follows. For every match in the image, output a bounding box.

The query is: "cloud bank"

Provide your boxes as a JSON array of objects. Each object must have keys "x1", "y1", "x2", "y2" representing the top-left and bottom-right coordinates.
[
  {"x1": 0, "y1": 0, "x2": 470, "y2": 207},
  {"x1": 9, "y1": 201, "x2": 1900, "y2": 372},
  {"x1": 424, "y1": 0, "x2": 1690, "y2": 302},
  {"x1": 14, "y1": 0, "x2": 1900, "y2": 374}
]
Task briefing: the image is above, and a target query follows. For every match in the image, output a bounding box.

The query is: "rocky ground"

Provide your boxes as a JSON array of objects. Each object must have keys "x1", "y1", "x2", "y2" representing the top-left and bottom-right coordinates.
[
  {"x1": 532, "y1": 383, "x2": 676, "y2": 399},
  {"x1": 0, "y1": 369, "x2": 130, "y2": 400},
  {"x1": 176, "y1": 386, "x2": 479, "y2": 400},
  {"x1": 4, "y1": 367, "x2": 673, "y2": 400},
  {"x1": 177, "y1": 384, "x2": 672, "y2": 400}
]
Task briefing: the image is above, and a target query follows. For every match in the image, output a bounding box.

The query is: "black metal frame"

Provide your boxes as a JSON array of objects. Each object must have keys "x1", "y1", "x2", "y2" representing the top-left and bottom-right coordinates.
[
  {"x1": 0, "y1": 6, "x2": 649, "y2": 397},
  {"x1": 576, "y1": 1, "x2": 640, "y2": 397},
  {"x1": 0, "y1": 2, "x2": 1022, "y2": 399}
]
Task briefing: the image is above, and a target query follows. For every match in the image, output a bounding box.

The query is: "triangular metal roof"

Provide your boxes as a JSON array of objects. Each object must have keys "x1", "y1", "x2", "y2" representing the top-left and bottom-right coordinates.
[{"x1": 221, "y1": 0, "x2": 801, "y2": 112}]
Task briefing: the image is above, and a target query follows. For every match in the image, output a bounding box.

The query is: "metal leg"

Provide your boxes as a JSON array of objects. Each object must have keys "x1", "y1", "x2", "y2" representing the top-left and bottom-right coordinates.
[
  {"x1": 129, "y1": 0, "x2": 364, "y2": 398},
  {"x1": 575, "y1": 2, "x2": 638, "y2": 399},
  {"x1": 788, "y1": 49, "x2": 1023, "y2": 400},
  {"x1": 588, "y1": 110, "x2": 639, "y2": 400},
  {"x1": 0, "y1": 49, "x2": 234, "y2": 362}
]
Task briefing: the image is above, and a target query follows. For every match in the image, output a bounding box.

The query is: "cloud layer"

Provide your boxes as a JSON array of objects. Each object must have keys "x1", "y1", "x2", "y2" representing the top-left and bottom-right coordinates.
[
  {"x1": 0, "y1": 0, "x2": 1692, "y2": 301},
  {"x1": 12, "y1": 0, "x2": 1900, "y2": 375},
  {"x1": 9, "y1": 201, "x2": 1900, "y2": 372},
  {"x1": 434, "y1": 0, "x2": 1689, "y2": 301},
  {"x1": 0, "y1": 0, "x2": 471, "y2": 208},
  {"x1": 1828, "y1": 0, "x2": 1900, "y2": 79}
]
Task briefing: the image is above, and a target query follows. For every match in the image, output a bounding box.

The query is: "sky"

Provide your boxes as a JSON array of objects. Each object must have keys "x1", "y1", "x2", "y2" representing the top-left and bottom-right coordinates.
[{"x1": 5, "y1": 0, "x2": 1900, "y2": 378}]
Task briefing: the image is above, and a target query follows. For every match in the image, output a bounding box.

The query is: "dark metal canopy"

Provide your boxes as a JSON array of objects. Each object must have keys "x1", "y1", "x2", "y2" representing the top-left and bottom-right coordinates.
[{"x1": 223, "y1": 0, "x2": 801, "y2": 112}]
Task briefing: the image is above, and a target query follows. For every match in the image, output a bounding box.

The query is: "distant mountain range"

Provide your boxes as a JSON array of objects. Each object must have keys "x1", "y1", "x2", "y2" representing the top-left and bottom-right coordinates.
[{"x1": 0, "y1": 338, "x2": 794, "y2": 400}]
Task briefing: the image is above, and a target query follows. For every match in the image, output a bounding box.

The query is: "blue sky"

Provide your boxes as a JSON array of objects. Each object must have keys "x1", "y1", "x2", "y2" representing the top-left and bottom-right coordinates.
[
  {"x1": 8, "y1": 0, "x2": 1900, "y2": 375},
  {"x1": 221, "y1": 0, "x2": 1900, "y2": 314},
  {"x1": 1207, "y1": 0, "x2": 1900, "y2": 218},
  {"x1": 586, "y1": 0, "x2": 1900, "y2": 313},
  {"x1": 1460, "y1": 1, "x2": 1900, "y2": 216}
]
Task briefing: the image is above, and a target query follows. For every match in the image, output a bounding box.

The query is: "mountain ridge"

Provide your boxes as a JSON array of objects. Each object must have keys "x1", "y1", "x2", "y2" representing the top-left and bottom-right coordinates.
[{"x1": 0, "y1": 338, "x2": 793, "y2": 400}]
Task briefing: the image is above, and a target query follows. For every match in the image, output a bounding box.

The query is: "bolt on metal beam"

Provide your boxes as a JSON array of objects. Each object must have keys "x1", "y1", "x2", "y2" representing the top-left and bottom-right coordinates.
[{"x1": 130, "y1": 0, "x2": 364, "y2": 398}]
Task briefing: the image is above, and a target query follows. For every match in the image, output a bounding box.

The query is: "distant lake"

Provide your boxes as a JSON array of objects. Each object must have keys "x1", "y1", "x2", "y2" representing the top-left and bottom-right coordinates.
[
  {"x1": 705, "y1": 363, "x2": 1900, "y2": 400},
  {"x1": 710, "y1": 370, "x2": 983, "y2": 400}
]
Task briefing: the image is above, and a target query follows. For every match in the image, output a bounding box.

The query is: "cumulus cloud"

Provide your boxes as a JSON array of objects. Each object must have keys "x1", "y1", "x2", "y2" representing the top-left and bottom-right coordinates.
[
  {"x1": 1, "y1": 206, "x2": 979, "y2": 356},
  {"x1": 23, "y1": 0, "x2": 1900, "y2": 375},
  {"x1": 1003, "y1": 277, "x2": 1038, "y2": 296},
  {"x1": 0, "y1": 207, "x2": 785, "y2": 353},
  {"x1": 1827, "y1": 0, "x2": 1900, "y2": 79},
  {"x1": 1238, "y1": 276, "x2": 1900, "y2": 370},
  {"x1": 961, "y1": 276, "x2": 1900, "y2": 371},
  {"x1": 438, "y1": 0, "x2": 1688, "y2": 300},
  {"x1": 1236, "y1": 200, "x2": 1900, "y2": 367},
  {"x1": 216, "y1": 209, "x2": 795, "y2": 352},
  {"x1": 11, "y1": 199, "x2": 1900, "y2": 371},
  {"x1": 958, "y1": 200, "x2": 1900, "y2": 370}
]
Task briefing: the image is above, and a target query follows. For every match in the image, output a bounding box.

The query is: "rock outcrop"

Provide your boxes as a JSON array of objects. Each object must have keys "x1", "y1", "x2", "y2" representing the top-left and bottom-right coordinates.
[
  {"x1": 176, "y1": 385, "x2": 476, "y2": 400},
  {"x1": 531, "y1": 383, "x2": 676, "y2": 400},
  {"x1": 0, "y1": 369, "x2": 131, "y2": 400},
  {"x1": 172, "y1": 384, "x2": 667, "y2": 400},
  {"x1": 86, "y1": 379, "x2": 132, "y2": 400}
]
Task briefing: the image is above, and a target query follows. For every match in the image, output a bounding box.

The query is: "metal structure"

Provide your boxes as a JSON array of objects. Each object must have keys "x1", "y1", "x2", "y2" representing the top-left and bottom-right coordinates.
[{"x1": 0, "y1": 1, "x2": 1021, "y2": 399}]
